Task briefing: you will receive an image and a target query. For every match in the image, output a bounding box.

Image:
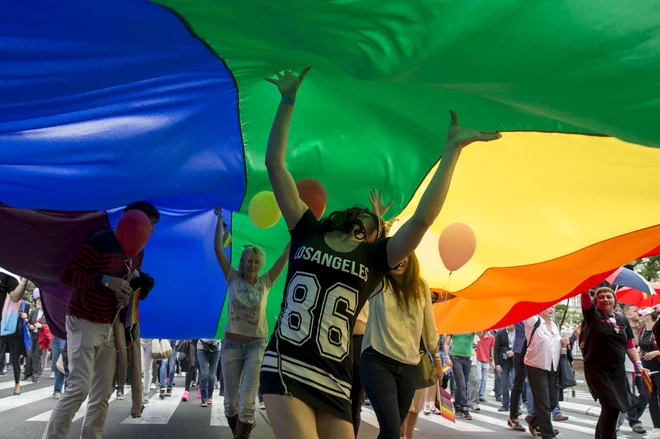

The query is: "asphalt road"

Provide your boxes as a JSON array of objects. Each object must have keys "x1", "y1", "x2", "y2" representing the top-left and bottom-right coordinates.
[{"x1": 0, "y1": 369, "x2": 647, "y2": 438}]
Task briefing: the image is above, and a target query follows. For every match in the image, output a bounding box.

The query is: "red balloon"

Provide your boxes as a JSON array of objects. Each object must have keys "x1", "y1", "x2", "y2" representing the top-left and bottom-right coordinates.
[
  {"x1": 116, "y1": 210, "x2": 153, "y2": 257},
  {"x1": 296, "y1": 178, "x2": 328, "y2": 219}
]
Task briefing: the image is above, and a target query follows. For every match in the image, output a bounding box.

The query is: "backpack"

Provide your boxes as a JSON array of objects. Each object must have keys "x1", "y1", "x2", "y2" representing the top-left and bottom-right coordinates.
[{"x1": 520, "y1": 318, "x2": 542, "y2": 361}]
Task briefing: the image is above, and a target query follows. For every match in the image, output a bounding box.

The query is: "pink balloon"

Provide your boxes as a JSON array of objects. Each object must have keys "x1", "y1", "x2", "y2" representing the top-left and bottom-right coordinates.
[{"x1": 438, "y1": 223, "x2": 477, "y2": 272}]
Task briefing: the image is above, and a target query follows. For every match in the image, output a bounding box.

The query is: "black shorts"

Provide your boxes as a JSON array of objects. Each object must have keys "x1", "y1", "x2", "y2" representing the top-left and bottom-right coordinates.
[{"x1": 260, "y1": 370, "x2": 353, "y2": 423}]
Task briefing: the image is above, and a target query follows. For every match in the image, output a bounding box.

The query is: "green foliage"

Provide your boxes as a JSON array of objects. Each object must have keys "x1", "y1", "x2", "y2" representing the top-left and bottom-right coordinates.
[
  {"x1": 629, "y1": 256, "x2": 660, "y2": 282},
  {"x1": 555, "y1": 303, "x2": 583, "y2": 331}
]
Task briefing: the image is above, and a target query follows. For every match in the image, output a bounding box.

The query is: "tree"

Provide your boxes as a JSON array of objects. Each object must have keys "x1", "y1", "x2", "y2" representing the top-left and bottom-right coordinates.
[
  {"x1": 555, "y1": 303, "x2": 583, "y2": 332},
  {"x1": 629, "y1": 256, "x2": 660, "y2": 282}
]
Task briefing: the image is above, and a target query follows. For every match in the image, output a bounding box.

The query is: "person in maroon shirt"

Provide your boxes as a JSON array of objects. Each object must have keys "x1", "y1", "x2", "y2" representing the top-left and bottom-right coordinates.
[{"x1": 43, "y1": 201, "x2": 159, "y2": 439}]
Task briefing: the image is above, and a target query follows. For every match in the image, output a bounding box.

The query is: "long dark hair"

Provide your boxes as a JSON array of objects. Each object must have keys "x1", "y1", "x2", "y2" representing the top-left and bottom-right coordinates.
[
  {"x1": 385, "y1": 252, "x2": 426, "y2": 313},
  {"x1": 318, "y1": 206, "x2": 380, "y2": 241}
]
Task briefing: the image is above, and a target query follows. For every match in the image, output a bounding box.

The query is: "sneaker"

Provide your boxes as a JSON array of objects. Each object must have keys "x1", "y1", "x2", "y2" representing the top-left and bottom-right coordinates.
[
  {"x1": 165, "y1": 386, "x2": 172, "y2": 397},
  {"x1": 633, "y1": 425, "x2": 647, "y2": 434},
  {"x1": 470, "y1": 404, "x2": 481, "y2": 412},
  {"x1": 50, "y1": 372, "x2": 55, "y2": 379},
  {"x1": 553, "y1": 414, "x2": 569, "y2": 422},
  {"x1": 258, "y1": 401, "x2": 265, "y2": 410},
  {"x1": 181, "y1": 391, "x2": 189, "y2": 402},
  {"x1": 498, "y1": 406, "x2": 509, "y2": 412},
  {"x1": 479, "y1": 397, "x2": 487, "y2": 403},
  {"x1": 459, "y1": 411, "x2": 472, "y2": 420},
  {"x1": 159, "y1": 387, "x2": 166, "y2": 400},
  {"x1": 116, "y1": 388, "x2": 125, "y2": 400},
  {"x1": 150, "y1": 383, "x2": 156, "y2": 390},
  {"x1": 423, "y1": 404, "x2": 431, "y2": 415},
  {"x1": 488, "y1": 390, "x2": 495, "y2": 397}
]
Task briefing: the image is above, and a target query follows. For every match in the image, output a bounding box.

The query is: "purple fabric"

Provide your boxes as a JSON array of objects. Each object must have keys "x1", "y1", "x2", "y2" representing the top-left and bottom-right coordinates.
[
  {"x1": 0, "y1": 207, "x2": 110, "y2": 339},
  {"x1": 40, "y1": 285, "x2": 71, "y2": 340}
]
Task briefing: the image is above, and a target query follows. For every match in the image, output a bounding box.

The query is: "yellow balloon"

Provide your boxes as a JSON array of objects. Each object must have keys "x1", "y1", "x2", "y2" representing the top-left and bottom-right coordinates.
[{"x1": 248, "y1": 191, "x2": 282, "y2": 228}]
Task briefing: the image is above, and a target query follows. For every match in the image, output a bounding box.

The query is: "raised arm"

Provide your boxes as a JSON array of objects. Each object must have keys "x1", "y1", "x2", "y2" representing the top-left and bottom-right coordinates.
[
  {"x1": 213, "y1": 209, "x2": 232, "y2": 278},
  {"x1": 385, "y1": 111, "x2": 500, "y2": 268},
  {"x1": 7, "y1": 276, "x2": 26, "y2": 303},
  {"x1": 264, "y1": 68, "x2": 311, "y2": 230},
  {"x1": 266, "y1": 242, "x2": 291, "y2": 284}
]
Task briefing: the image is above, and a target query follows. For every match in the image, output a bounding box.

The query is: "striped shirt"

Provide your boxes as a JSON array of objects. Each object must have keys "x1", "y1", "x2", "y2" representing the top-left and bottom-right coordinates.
[{"x1": 64, "y1": 230, "x2": 143, "y2": 324}]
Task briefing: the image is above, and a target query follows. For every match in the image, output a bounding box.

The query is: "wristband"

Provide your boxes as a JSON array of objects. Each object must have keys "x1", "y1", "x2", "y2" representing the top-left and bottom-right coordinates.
[
  {"x1": 635, "y1": 361, "x2": 643, "y2": 369},
  {"x1": 281, "y1": 97, "x2": 295, "y2": 106}
]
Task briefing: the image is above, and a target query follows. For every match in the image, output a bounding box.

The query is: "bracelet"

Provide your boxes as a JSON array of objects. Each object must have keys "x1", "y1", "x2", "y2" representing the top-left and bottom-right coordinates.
[
  {"x1": 281, "y1": 97, "x2": 295, "y2": 105},
  {"x1": 635, "y1": 361, "x2": 643, "y2": 368}
]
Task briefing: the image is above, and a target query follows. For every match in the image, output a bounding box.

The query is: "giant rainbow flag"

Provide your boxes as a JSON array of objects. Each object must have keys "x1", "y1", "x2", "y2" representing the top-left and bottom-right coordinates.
[{"x1": 1, "y1": 0, "x2": 660, "y2": 338}]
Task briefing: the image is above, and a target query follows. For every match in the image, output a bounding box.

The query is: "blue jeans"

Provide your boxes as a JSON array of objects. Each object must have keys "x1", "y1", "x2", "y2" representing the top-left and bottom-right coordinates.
[
  {"x1": 500, "y1": 359, "x2": 514, "y2": 409},
  {"x1": 221, "y1": 338, "x2": 266, "y2": 424},
  {"x1": 451, "y1": 356, "x2": 472, "y2": 412},
  {"x1": 51, "y1": 337, "x2": 67, "y2": 395},
  {"x1": 197, "y1": 348, "x2": 221, "y2": 403},
  {"x1": 526, "y1": 383, "x2": 561, "y2": 417},
  {"x1": 476, "y1": 360, "x2": 491, "y2": 399},
  {"x1": 159, "y1": 340, "x2": 177, "y2": 387}
]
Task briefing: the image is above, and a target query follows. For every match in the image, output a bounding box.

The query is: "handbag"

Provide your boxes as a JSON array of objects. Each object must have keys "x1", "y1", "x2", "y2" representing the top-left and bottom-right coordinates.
[
  {"x1": 56, "y1": 355, "x2": 65, "y2": 374},
  {"x1": 416, "y1": 350, "x2": 436, "y2": 390},
  {"x1": 151, "y1": 339, "x2": 172, "y2": 360},
  {"x1": 0, "y1": 294, "x2": 20, "y2": 336},
  {"x1": 557, "y1": 354, "x2": 577, "y2": 389},
  {"x1": 201, "y1": 339, "x2": 219, "y2": 354}
]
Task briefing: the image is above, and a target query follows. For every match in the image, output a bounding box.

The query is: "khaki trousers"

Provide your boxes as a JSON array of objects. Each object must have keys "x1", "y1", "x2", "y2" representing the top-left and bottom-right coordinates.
[{"x1": 42, "y1": 316, "x2": 115, "y2": 439}]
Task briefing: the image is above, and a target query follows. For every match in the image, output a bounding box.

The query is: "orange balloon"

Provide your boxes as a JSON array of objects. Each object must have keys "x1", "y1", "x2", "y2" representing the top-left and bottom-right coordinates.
[
  {"x1": 296, "y1": 178, "x2": 328, "y2": 219},
  {"x1": 438, "y1": 223, "x2": 477, "y2": 272}
]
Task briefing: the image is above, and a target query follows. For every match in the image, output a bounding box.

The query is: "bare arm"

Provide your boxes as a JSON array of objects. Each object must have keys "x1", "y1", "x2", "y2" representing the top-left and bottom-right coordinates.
[
  {"x1": 213, "y1": 213, "x2": 232, "y2": 278},
  {"x1": 266, "y1": 242, "x2": 291, "y2": 284},
  {"x1": 9, "y1": 278, "x2": 28, "y2": 303},
  {"x1": 386, "y1": 111, "x2": 500, "y2": 268},
  {"x1": 264, "y1": 68, "x2": 311, "y2": 230}
]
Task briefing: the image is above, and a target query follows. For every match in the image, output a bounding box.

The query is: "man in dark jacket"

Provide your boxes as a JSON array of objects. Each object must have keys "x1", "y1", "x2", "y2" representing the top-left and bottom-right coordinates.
[
  {"x1": 23, "y1": 298, "x2": 47, "y2": 382},
  {"x1": 494, "y1": 325, "x2": 515, "y2": 412}
]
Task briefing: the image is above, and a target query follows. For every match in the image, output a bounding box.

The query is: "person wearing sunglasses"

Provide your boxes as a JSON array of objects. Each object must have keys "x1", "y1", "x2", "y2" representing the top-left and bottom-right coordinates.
[{"x1": 260, "y1": 68, "x2": 500, "y2": 439}]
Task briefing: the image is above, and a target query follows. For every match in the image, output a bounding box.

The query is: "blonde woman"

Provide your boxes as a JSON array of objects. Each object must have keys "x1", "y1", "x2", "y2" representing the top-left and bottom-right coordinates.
[
  {"x1": 361, "y1": 252, "x2": 443, "y2": 439},
  {"x1": 214, "y1": 209, "x2": 289, "y2": 438}
]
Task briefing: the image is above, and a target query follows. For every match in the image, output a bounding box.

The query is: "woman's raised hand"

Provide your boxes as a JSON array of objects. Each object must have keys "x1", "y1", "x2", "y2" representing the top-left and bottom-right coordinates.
[
  {"x1": 265, "y1": 68, "x2": 311, "y2": 99},
  {"x1": 445, "y1": 110, "x2": 501, "y2": 150}
]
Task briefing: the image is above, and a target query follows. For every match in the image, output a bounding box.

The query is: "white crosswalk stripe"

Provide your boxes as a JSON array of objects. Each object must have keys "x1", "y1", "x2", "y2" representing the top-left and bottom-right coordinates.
[
  {"x1": 0, "y1": 372, "x2": 649, "y2": 438},
  {"x1": 28, "y1": 393, "x2": 118, "y2": 422},
  {"x1": 122, "y1": 386, "x2": 185, "y2": 424}
]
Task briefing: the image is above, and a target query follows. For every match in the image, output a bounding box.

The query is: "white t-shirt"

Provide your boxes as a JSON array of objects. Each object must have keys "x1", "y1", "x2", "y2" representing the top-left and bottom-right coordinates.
[{"x1": 223, "y1": 268, "x2": 274, "y2": 338}]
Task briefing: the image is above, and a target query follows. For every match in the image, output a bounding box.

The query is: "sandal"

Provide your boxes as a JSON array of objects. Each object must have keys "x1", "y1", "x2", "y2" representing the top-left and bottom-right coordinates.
[
  {"x1": 507, "y1": 418, "x2": 526, "y2": 432},
  {"x1": 200, "y1": 402, "x2": 208, "y2": 407},
  {"x1": 207, "y1": 398, "x2": 212, "y2": 405}
]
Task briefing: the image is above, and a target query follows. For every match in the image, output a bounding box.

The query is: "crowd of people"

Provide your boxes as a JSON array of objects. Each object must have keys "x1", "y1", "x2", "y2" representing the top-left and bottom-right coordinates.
[{"x1": 0, "y1": 67, "x2": 657, "y2": 439}]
